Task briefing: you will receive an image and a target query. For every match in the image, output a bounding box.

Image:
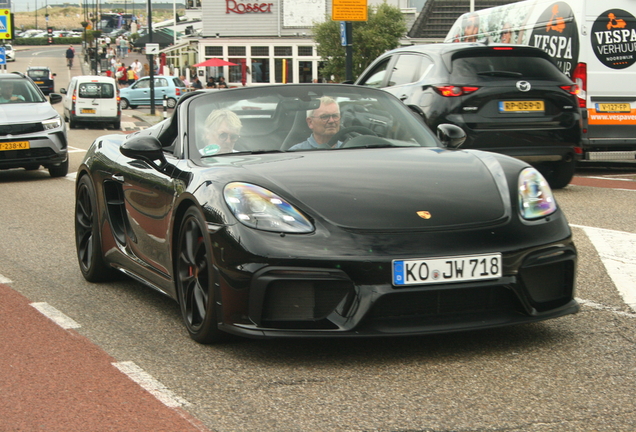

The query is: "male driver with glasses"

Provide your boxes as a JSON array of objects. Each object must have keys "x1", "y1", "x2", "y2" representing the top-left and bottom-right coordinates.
[{"x1": 289, "y1": 96, "x2": 342, "y2": 150}]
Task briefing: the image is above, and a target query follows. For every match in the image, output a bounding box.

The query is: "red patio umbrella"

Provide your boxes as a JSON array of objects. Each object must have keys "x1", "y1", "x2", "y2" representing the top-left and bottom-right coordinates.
[{"x1": 193, "y1": 58, "x2": 238, "y2": 67}]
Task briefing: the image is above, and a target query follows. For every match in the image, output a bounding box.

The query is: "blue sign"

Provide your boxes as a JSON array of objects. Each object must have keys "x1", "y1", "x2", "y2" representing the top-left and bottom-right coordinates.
[
  {"x1": 340, "y1": 21, "x2": 347, "y2": 46},
  {"x1": 0, "y1": 46, "x2": 5, "y2": 65}
]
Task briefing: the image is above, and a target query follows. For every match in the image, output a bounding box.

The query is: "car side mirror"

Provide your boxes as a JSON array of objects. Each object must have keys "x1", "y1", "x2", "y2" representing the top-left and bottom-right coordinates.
[
  {"x1": 59, "y1": 88, "x2": 67, "y2": 94},
  {"x1": 49, "y1": 93, "x2": 63, "y2": 104},
  {"x1": 437, "y1": 124, "x2": 466, "y2": 149},
  {"x1": 120, "y1": 135, "x2": 168, "y2": 169}
]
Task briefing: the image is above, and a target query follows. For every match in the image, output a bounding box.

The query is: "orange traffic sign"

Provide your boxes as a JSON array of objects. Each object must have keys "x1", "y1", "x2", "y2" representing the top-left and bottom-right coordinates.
[{"x1": 332, "y1": 0, "x2": 368, "y2": 22}]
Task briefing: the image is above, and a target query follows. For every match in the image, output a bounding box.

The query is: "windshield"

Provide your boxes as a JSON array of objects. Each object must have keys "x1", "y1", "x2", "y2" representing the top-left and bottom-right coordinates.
[
  {"x1": 187, "y1": 84, "x2": 438, "y2": 158},
  {"x1": 27, "y1": 69, "x2": 50, "y2": 79},
  {"x1": 0, "y1": 79, "x2": 47, "y2": 104}
]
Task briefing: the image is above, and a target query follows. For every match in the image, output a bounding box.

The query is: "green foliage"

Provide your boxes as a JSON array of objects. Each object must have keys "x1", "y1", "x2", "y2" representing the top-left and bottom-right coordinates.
[
  {"x1": 12, "y1": 37, "x2": 83, "y2": 46},
  {"x1": 313, "y1": 3, "x2": 407, "y2": 82}
]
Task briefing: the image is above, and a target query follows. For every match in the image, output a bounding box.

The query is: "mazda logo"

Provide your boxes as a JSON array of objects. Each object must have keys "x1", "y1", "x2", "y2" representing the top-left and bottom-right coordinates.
[{"x1": 516, "y1": 81, "x2": 531, "y2": 92}]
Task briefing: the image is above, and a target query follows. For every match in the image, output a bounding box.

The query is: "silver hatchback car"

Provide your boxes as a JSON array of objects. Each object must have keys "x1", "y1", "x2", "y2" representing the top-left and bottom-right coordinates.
[{"x1": 0, "y1": 72, "x2": 68, "y2": 177}]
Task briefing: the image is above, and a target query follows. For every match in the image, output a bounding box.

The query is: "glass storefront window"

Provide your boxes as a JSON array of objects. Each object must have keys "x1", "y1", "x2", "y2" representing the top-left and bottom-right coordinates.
[
  {"x1": 275, "y1": 59, "x2": 293, "y2": 83},
  {"x1": 298, "y1": 61, "x2": 313, "y2": 83},
  {"x1": 298, "y1": 46, "x2": 313, "y2": 56},
  {"x1": 251, "y1": 59, "x2": 270, "y2": 83},
  {"x1": 228, "y1": 58, "x2": 245, "y2": 84},
  {"x1": 205, "y1": 46, "x2": 223, "y2": 57},
  {"x1": 228, "y1": 46, "x2": 246, "y2": 56},
  {"x1": 274, "y1": 47, "x2": 293, "y2": 57},
  {"x1": 252, "y1": 46, "x2": 269, "y2": 56}
]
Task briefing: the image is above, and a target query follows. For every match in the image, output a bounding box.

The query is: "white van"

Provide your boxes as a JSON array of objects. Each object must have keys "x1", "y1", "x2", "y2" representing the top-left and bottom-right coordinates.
[
  {"x1": 446, "y1": 0, "x2": 636, "y2": 162},
  {"x1": 60, "y1": 76, "x2": 121, "y2": 130}
]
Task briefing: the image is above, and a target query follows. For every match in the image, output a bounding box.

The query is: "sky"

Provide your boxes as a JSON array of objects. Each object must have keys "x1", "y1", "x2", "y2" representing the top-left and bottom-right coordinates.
[{"x1": 11, "y1": 2, "x2": 179, "y2": 13}]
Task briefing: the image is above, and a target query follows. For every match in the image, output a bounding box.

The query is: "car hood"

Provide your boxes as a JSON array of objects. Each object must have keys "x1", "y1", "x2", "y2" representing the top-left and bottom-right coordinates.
[
  {"x1": 0, "y1": 103, "x2": 59, "y2": 124},
  {"x1": 226, "y1": 148, "x2": 512, "y2": 230}
]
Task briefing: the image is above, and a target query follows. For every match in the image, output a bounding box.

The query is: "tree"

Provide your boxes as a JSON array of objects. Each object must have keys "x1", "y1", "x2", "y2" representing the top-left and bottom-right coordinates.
[{"x1": 313, "y1": 3, "x2": 407, "y2": 82}]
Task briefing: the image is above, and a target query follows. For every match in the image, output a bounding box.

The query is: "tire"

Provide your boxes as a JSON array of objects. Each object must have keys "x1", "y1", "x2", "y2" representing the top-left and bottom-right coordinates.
[
  {"x1": 176, "y1": 207, "x2": 226, "y2": 344},
  {"x1": 540, "y1": 158, "x2": 576, "y2": 190},
  {"x1": 75, "y1": 175, "x2": 115, "y2": 282},
  {"x1": 120, "y1": 98, "x2": 130, "y2": 110},
  {"x1": 167, "y1": 97, "x2": 177, "y2": 109},
  {"x1": 113, "y1": 121, "x2": 121, "y2": 130},
  {"x1": 48, "y1": 159, "x2": 69, "y2": 177},
  {"x1": 69, "y1": 117, "x2": 77, "y2": 129}
]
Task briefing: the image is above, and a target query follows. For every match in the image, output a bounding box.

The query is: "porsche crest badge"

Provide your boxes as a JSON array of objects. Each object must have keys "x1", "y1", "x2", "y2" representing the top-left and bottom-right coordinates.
[{"x1": 417, "y1": 211, "x2": 432, "y2": 219}]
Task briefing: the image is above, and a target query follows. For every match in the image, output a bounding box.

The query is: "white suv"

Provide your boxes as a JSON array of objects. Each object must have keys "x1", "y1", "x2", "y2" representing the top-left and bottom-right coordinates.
[
  {"x1": 0, "y1": 73, "x2": 68, "y2": 177},
  {"x1": 3, "y1": 44, "x2": 15, "y2": 62}
]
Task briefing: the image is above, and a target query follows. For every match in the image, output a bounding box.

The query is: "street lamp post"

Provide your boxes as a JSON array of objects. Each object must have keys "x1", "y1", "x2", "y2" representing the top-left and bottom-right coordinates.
[{"x1": 148, "y1": 0, "x2": 155, "y2": 115}]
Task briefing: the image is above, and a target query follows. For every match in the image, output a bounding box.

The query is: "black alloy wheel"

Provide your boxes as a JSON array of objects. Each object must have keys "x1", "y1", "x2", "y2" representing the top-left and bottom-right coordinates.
[
  {"x1": 176, "y1": 207, "x2": 225, "y2": 344},
  {"x1": 75, "y1": 175, "x2": 115, "y2": 282}
]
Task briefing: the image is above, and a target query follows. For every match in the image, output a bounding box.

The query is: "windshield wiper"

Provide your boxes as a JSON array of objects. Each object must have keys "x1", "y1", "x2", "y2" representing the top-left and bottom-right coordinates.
[{"x1": 229, "y1": 149, "x2": 284, "y2": 155}]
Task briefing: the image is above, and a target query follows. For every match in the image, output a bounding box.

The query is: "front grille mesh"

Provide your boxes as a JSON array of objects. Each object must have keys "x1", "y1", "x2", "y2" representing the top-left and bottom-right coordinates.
[
  {"x1": 0, "y1": 123, "x2": 44, "y2": 135},
  {"x1": 367, "y1": 285, "x2": 520, "y2": 321},
  {"x1": 0, "y1": 148, "x2": 55, "y2": 160}
]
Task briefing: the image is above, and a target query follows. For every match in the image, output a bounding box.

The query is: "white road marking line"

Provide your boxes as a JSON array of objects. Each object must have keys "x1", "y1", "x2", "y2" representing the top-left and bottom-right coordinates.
[
  {"x1": 570, "y1": 184, "x2": 636, "y2": 192},
  {"x1": 68, "y1": 146, "x2": 87, "y2": 153},
  {"x1": 30, "y1": 302, "x2": 81, "y2": 329},
  {"x1": 0, "y1": 274, "x2": 12, "y2": 284},
  {"x1": 112, "y1": 361, "x2": 190, "y2": 408},
  {"x1": 576, "y1": 298, "x2": 636, "y2": 318},
  {"x1": 581, "y1": 176, "x2": 634, "y2": 182},
  {"x1": 65, "y1": 171, "x2": 77, "y2": 181},
  {"x1": 571, "y1": 224, "x2": 636, "y2": 312}
]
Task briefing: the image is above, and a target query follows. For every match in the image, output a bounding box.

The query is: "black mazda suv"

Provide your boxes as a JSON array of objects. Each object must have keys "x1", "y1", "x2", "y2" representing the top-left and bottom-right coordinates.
[{"x1": 355, "y1": 43, "x2": 582, "y2": 188}]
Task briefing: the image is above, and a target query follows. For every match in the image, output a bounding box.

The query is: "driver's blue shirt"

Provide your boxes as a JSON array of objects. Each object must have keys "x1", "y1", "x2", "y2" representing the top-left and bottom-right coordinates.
[{"x1": 289, "y1": 134, "x2": 343, "y2": 151}]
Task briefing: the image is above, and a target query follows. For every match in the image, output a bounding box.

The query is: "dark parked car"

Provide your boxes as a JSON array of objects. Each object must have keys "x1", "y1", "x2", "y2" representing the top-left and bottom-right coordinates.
[
  {"x1": 26, "y1": 66, "x2": 56, "y2": 95},
  {"x1": 75, "y1": 84, "x2": 578, "y2": 344},
  {"x1": 355, "y1": 43, "x2": 582, "y2": 188},
  {"x1": 0, "y1": 72, "x2": 68, "y2": 177}
]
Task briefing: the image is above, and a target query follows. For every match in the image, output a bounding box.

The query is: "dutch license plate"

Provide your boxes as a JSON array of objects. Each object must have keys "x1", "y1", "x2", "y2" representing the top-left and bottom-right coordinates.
[
  {"x1": 596, "y1": 103, "x2": 631, "y2": 113},
  {"x1": 499, "y1": 100, "x2": 545, "y2": 112},
  {"x1": 81, "y1": 108, "x2": 96, "y2": 114},
  {"x1": 0, "y1": 141, "x2": 30, "y2": 151},
  {"x1": 392, "y1": 253, "x2": 502, "y2": 286},
  {"x1": 35, "y1": 81, "x2": 44, "y2": 84}
]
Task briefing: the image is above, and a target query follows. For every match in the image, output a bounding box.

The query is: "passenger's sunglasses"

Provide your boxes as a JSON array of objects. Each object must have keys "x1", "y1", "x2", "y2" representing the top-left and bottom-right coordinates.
[{"x1": 218, "y1": 132, "x2": 240, "y2": 141}]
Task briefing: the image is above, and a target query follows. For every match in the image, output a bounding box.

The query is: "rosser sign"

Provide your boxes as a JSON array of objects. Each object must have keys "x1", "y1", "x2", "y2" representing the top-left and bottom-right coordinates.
[{"x1": 226, "y1": 0, "x2": 273, "y2": 13}]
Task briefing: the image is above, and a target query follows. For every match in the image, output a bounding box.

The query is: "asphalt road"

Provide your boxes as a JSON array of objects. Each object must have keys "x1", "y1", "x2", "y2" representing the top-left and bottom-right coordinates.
[{"x1": 1, "y1": 46, "x2": 636, "y2": 432}]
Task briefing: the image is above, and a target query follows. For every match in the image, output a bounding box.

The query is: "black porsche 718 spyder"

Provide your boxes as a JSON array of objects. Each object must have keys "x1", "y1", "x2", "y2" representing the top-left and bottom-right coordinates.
[{"x1": 75, "y1": 84, "x2": 578, "y2": 343}]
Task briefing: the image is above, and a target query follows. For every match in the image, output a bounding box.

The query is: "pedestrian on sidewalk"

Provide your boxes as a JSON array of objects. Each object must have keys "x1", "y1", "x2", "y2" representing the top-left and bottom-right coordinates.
[
  {"x1": 65, "y1": 45, "x2": 75, "y2": 68},
  {"x1": 117, "y1": 62, "x2": 128, "y2": 87}
]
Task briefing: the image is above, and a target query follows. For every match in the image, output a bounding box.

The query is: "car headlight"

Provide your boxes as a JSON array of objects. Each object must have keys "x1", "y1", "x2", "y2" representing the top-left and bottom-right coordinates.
[
  {"x1": 518, "y1": 167, "x2": 557, "y2": 220},
  {"x1": 42, "y1": 116, "x2": 63, "y2": 130},
  {"x1": 224, "y1": 182, "x2": 314, "y2": 233}
]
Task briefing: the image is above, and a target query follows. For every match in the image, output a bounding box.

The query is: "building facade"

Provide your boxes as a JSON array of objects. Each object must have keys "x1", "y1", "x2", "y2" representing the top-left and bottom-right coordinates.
[{"x1": 162, "y1": 0, "x2": 417, "y2": 86}]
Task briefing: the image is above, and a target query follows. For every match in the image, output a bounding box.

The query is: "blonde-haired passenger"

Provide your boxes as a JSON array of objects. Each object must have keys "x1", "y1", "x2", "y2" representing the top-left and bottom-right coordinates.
[{"x1": 200, "y1": 109, "x2": 242, "y2": 155}]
